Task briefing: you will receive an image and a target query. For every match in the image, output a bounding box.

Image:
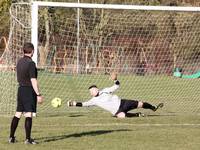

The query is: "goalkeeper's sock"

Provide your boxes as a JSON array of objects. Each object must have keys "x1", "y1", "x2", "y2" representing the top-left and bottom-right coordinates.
[
  {"x1": 25, "y1": 117, "x2": 32, "y2": 140},
  {"x1": 10, "y1": 116, "x2": 20, "y2": 138},
  {"x1": 142, "y1": 102, "x2": 156, "y2": 110}
]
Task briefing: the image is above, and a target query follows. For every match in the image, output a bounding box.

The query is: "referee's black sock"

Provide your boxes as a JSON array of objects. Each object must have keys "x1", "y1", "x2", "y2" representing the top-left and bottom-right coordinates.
[
  {"x1": 143, "y1": 102, "x2": 156, "y2": 110},
  {"x1": 25, "y1": 117, "x2": 32, "y2": 140},
  {"x1": 10, "y1": 116, "x2": 20, "y2": 138}
]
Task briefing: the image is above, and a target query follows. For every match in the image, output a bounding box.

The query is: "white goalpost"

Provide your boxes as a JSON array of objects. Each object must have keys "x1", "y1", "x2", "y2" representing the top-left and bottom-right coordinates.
[{"x1": 0, "y1": 1, "x2": 200, "y2": 115}]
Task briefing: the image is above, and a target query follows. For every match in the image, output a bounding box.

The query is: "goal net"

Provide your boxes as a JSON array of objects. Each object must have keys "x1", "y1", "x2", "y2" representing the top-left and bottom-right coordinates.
[{"x1": 1, "y1": 1, "x2": 200, "y2": 115}]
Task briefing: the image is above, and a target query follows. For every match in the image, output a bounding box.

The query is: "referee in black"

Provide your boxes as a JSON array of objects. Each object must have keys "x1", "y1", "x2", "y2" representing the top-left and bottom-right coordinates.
[{"x1": 8, "y1": 42, "x2": 43, "y2": 144}]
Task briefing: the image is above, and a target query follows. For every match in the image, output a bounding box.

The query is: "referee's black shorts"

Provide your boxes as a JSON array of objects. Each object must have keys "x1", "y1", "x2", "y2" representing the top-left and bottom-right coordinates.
[
  {"x1": 16, "y1": 86, "x2": 37, "y2": 113},
  {"x1": 115, "y1": 99, "x2": 138, "y2": 115}
]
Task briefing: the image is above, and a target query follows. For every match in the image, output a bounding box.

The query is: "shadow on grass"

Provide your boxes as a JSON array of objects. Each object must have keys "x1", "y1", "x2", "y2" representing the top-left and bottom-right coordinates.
[
  {"x1": 68, "y1": 114, "x2": 85, "y2": 117},
  {"x1": 36, "y1": 129, "x2": 131, "y2": 143},
  {"x1": 41, "y1": 112, "x2": 86, "y2": 118},
  {"x1": 145, "y1": 113, "x2": 177, "y2": 117},
  {"x1": 124, "y1": 112, "x2": 177, "y2": 118}
]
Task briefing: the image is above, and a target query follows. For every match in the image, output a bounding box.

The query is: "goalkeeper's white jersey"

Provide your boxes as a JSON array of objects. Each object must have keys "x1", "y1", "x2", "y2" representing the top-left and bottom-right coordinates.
[{"x1": 82, "y1": 81, "x2": 121, "y2": 115}]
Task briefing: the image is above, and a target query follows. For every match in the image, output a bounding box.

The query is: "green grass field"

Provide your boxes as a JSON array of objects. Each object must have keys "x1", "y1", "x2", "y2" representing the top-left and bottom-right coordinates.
[
  {"x1": 0, "y1": 71, "x2": 200, "y2": 149},
  {"x1": 0, "y1": 112, "x2": 200, "y2": 150}
]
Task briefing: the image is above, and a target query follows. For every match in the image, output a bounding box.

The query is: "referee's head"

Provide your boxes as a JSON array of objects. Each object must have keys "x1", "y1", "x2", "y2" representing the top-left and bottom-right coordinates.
[{"x1": 23, "y1": 43, "x2": 34, "y2": 54}]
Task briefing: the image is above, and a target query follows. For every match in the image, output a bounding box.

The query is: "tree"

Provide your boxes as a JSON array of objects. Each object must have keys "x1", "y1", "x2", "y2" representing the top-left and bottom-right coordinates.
[{"x1": 0, "y1": 0, "x2": 11, "y2": 37}]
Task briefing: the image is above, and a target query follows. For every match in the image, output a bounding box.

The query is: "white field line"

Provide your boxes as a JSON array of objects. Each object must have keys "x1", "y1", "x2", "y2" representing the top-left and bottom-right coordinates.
[
  {"x1": 64, "y1": 123, "x2": 200, "y2": 127},
  {"x1": 1, "y1": 123, "x2": 200, "y2": 129},
  {"x1": 32, "y1": 123, "x2": 200, "y2": 127}
]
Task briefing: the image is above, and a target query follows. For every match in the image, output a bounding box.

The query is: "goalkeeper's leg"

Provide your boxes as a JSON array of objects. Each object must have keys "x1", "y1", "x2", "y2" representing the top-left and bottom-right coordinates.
[{"x1": 138, "y1": 101, "x2": 164, "y2": 111}]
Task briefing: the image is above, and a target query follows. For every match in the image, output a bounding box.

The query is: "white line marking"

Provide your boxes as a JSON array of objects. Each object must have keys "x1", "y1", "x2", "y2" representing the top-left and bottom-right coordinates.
[
  {"x1": 31, "y1": 123, "x2": 200, "y2": 127},
  {"x1": 67, "y1": 123, "x2": 200, "y2": 127}
]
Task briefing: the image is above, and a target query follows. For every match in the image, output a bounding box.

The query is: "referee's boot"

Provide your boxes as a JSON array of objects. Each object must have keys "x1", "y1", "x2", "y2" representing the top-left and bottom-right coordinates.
[
  {"x1": 8, "y1": 137, "x2": 17, "y2": 143},
  {"x1": 24, "y1": 138, "x2": 38, "y2": 144}
]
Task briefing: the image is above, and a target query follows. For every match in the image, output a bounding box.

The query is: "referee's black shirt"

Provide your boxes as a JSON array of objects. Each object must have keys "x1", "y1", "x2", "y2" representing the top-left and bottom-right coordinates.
[{"x1": 17, "y1": 56, "x2": 37, "y2": 86}]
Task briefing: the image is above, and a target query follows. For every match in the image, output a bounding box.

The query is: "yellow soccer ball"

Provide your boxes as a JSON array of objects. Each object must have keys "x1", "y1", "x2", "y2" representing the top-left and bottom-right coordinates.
[{"x1": 51, "y1": 97, "x2": 62, "y2": 108}]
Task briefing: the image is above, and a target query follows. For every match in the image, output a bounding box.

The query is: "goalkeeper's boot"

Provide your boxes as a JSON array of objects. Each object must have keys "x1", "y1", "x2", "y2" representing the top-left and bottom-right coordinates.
[
  {"x1": 8, "y1": 137, "x2": 17, "y2": 143},
  {"x1": 153, "y1": 103, "x2": 164, "y2": 111},
  {"x1": 138, "y1": 112, "x2": 145, "y2": 117},
  {"x1": 24, "y1": 138, "x2": 38, "y2": 144}
]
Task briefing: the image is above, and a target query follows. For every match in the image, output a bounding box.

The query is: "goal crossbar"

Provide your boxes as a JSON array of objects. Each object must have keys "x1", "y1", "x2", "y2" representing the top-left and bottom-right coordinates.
[
  {"x1": 30, "y1": 1, "x2": 200, "y2": 64},
  {"x1": 32, "y1": 1, "x2": 200, "y2": 12}
]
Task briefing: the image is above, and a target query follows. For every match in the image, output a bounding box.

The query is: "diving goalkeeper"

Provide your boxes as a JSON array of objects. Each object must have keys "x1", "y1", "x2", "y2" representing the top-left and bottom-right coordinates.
[{"x1": 67, "y1": 73, "x2": 164, "y2": 118}]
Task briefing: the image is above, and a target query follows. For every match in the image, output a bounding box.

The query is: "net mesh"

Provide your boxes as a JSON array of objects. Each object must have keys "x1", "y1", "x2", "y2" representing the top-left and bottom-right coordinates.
[{"x1": 0, "y1": 2, "x2": 200, "y2": 115}]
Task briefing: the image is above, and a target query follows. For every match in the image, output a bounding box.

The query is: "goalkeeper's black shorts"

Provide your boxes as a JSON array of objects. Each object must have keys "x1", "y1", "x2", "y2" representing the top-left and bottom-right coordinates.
[
  {"x1": 115, "y1": 99, "x2": 138, "y2": 115},
  {"x1": 16, "y1": 86, "x2": 37, "y2": 113}
]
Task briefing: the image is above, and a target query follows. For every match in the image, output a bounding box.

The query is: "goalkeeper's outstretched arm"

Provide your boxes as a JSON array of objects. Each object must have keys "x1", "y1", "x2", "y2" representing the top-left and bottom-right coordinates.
[
  {"x1": 102, "y1": 72, "x2": 120, "y2": 93},
  {"x1": 67, "y1": 101, "x2": 82, "y2": 107},
  {"x1": 67, "y1": 72, "x2": 119, "y2": 107},
  {"x1": 67, "y1": 99, "x2": 95, "y2": 107}
]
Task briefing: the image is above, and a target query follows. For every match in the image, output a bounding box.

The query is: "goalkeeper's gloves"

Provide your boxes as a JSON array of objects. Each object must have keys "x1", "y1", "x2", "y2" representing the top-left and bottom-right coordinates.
[{"x1": 67, "y1": 101, "x2": 76, "y2": 107}]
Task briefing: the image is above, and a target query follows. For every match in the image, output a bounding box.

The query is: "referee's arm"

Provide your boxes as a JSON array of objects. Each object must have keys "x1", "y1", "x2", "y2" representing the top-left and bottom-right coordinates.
[
  {"x1": 29, "y1": 62, "x2": 41, "y2": 96},
  {"x1": 31, "y1": 78, "x2": 40, "y2": 96}
]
